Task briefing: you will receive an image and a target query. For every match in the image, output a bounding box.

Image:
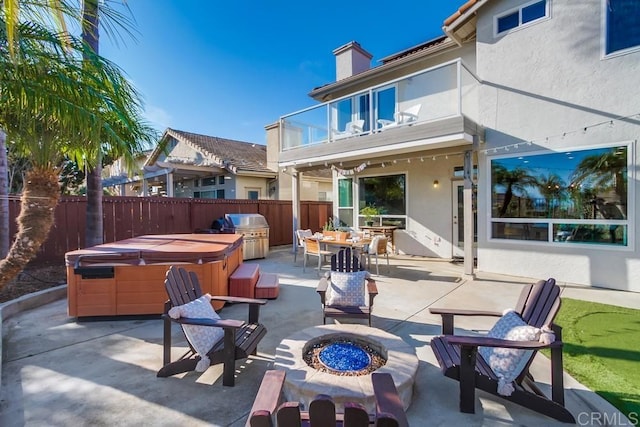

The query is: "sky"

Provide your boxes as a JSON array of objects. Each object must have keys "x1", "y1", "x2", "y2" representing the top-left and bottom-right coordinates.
[{"x1": 100, "y1": 1, "x2": 464, "y2": 146}]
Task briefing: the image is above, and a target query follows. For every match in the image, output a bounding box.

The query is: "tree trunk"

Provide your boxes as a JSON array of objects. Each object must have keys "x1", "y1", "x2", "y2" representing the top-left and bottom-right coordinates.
[
  {"x1": 85, "y1": 160, "x2": 104, "y2": 247},
  {"x1": 0, "y1": 129, "x2": 9, "y2": 258},
  {"x1": 0, "y1": 167, "x2": 60, "y2": 290},
  {"x1": 83, "y1": 0, "x2": 104, "y2": 248}
]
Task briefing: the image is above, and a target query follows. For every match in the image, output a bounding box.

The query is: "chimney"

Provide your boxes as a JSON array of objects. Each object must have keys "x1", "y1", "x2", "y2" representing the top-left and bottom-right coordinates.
[{"x1": 333, "y1": 41, "x2": 372, "y2": 81}]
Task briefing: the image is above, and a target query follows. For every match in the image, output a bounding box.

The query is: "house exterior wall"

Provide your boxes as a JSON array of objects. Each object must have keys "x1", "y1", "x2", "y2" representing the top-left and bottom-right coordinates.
[
  {"x1": 236, "y1": 175, "x2": 269, "y2": 199},
  {"x1": 351, "y1": 154, "x2": 462, "y2": 258},
  {"x1": 475, "y1": 0, "x2": 640, "y2": 291}
]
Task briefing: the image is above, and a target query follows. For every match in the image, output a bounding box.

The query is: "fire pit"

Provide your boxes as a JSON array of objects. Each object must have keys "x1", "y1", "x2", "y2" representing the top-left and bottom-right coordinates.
[{"x1": 274, "y1": 324, "x2": 418, "y2": 413}]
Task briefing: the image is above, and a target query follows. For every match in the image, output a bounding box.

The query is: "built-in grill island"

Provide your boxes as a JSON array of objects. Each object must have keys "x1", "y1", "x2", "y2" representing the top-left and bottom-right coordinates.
[{"x1": 225, "y1": 213, "x2": 270, "y2": 260}]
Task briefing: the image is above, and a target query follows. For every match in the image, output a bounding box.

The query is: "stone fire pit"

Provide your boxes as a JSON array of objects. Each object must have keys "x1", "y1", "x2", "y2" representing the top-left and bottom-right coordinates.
[{"x1": 274, "y1": 324, "x2": 419, "y2": 413}]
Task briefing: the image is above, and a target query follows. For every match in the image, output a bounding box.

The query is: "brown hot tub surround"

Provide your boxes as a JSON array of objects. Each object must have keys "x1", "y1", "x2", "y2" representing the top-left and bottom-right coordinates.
[{"x1": 65, "y1": 234, "x2": 243, "y2": 318}]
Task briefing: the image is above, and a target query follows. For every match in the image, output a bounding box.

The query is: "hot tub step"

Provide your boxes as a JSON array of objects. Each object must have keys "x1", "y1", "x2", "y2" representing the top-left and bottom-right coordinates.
[
  {"x1": 255, "y1": 273, "x2": 279, "y2": 299},
  {"x1": 229, "y1": 263, "x2": 260, "y2": 298}
]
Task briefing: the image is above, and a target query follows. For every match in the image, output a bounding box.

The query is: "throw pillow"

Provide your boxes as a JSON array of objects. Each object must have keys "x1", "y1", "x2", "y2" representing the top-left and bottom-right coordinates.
[
  {"x1": 168, "y1": 294, "x2": 224, "y2": 372},
  {"x1": 478, "y1": 310, "x2": 541, "y2": 396},
  {"x1": 326, "y1": 270, "x2": 368, "y2": 307}
]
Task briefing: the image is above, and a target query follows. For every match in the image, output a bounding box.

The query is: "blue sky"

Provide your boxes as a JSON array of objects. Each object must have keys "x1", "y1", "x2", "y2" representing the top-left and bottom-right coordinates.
[{"x1": 100, "y1": 1, "x2": 464, "y2": 146}]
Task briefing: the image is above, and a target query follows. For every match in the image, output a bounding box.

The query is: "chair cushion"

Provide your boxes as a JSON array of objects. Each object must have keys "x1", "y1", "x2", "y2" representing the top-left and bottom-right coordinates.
[
  {"x1": 478, "y1": 310, "x2": 540, "y2": 396},
  {"x1": 326, "y1": 271, "x2": 368, "y2": 306},
  {"x1": 168, "y1": 294, "x2": 224, "y2": 372}
]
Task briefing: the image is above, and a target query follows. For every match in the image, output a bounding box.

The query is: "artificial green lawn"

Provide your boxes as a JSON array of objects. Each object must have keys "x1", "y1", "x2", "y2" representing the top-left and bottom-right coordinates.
[{"x1": 548, "y1": 298, "x2": 640, "y2": 423}]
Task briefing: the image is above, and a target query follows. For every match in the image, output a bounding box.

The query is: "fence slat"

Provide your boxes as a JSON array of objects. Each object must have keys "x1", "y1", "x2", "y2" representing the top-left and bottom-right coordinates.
[{"x1": 6, "y1": 196, "x2": 332, "y2": 264}]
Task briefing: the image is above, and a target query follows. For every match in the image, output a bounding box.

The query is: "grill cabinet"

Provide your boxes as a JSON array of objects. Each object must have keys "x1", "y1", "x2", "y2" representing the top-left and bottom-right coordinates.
[{"x1": 225, "y1": 213, "x2": 269, "y2": 260}]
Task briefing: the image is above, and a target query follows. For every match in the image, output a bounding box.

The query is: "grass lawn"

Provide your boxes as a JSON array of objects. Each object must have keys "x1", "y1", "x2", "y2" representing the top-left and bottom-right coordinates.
[{"x1": 548, "y1": 298, "x2": 640, "y2": 423}]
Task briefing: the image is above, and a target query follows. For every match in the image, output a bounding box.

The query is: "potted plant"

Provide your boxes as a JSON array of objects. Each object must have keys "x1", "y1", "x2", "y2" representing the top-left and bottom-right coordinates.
[
  {"x1": 360, "y1": 205, "x2": 381, "y2": 226},
  {"x1": 322, "y1": 217, "x2": 336, "y2": 238}
]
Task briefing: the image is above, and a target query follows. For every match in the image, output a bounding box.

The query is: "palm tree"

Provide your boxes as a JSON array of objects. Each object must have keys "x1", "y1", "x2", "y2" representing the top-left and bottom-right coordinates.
[
  {"x1": 491, "y1": 163, "x2": 539, "y2": 217},
  {"x1": 0, "y1": 7, "x2": 155, "y2": 290},
  {"x1": 570, "y1": 147, "x2": 627, "y2": 216},
  {"x1": 537, "y1": 173, "x2": 567, "y2": 218},
  {"x1": 0, "y1": 129, "x2": 8, "y2": 258}
]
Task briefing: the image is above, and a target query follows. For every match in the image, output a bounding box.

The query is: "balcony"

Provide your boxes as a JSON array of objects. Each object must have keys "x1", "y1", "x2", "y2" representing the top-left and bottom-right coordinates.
[{"x1": 279, "y1": 59, "x2": 481, "y2": 165}]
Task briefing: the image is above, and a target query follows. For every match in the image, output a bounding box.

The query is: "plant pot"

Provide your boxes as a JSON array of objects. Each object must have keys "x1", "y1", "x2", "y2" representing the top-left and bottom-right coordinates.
[{"x1": 365, "y1": 221, "x2": 374, "y2": 227}]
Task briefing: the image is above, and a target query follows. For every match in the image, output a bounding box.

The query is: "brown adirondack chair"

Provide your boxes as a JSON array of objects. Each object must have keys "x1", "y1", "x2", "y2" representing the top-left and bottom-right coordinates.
[
  {"x1": 157, "y1": 266, "x2": 268, "y2": 386},
  {"x1": 316, "y1": 248, "x2": 378, "y2": 326},
  {"x1": 246, "y1": 370, "x2": 409, "y2": 427},
  {"x1": 429, "y1": 278, "x2": 575, "y2": 423}
]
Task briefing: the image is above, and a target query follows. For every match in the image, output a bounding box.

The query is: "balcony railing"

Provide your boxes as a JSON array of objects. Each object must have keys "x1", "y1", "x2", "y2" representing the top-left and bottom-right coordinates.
[{"x1": 280, "y1": 59, "x2": 480, "y2": 151}]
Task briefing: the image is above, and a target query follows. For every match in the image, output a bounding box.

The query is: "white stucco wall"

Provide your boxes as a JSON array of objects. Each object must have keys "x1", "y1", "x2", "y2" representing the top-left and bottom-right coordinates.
[
  {"x1": 345, "y1": 154, "x2": 464, "y2": 259},
  {"x1": 475, "y1": 0, "x2": 640, "y2": 291}
]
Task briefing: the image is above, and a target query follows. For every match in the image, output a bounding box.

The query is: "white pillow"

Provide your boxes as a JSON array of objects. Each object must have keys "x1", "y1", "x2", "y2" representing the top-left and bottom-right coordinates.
[
  {"x1": 168, "y1": 294, "x2": 224, "y2": 372},
  {"x1": 478, "y1": 310, "x2": 540, "y2": 396},
  {"x1": 326, "y1": 271, "x2": 368, "y2": 306}
]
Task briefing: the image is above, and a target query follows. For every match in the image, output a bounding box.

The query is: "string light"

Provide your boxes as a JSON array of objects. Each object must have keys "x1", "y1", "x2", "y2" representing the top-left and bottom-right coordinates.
[{"x1": 480, "y1": 111, "x2": 639, "y2": 155}]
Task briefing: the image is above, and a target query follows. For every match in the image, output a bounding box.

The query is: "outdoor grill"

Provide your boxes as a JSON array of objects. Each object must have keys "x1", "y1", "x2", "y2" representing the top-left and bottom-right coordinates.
[{"x1": 225, "y1": 213, "x2": 270, "y2": 260}]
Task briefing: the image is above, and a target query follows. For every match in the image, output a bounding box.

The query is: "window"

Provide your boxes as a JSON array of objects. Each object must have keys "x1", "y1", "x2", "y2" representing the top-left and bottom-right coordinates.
[
  {"x1": 358, "y1": 174, "x2": 406, "y2": 228},
  {"x1": 247, "y1": 189, "x2": 260, "y2": 200},
  {"x1": 318, "y1": 191, "x2": 328, "y2": 202},
  {"x1": 338, "y1": 178, "x2": 353, "y2": 227},
  {"x1": 496, "y1": 0, "x2": 547, "y2": 35},
  {"x1": 490, "y1": 145, "x2": 629, "y2": 246},
  {"x1": 375, "y1": 86, "x2": 396, "y2": 128},
  {"x1": 216, "y1": 189, "x2": 225, "y2": 199},
  {"x1": 202, "y1": 177, "x2": 216, "y2": 186},
  {"x1": 605, "y1": 0, "x2": 640, "y2": 55},
  {"x1": 218, "y1": 175, "x2": 225, "y2": 185}
]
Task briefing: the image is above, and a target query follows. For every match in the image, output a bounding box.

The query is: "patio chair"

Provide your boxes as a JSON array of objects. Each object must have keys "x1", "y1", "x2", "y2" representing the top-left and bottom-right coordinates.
[
  {"x1": 293, "y1": 229, "x2": 313, "y2": 263},
  {"x1": 377, "y1": 104, "x2": 421, "y2": 129},
  {"x1": 246, "y1": 370, "x2": 408, "y2": 427},
  {"x1": 429, "y1": 278, "x2": 576, "y2": 423},
  {"x1": 332, "y1": 119, "x2": 365, "y2": 138},
  {"x1": 367, "y1": 235, "x2": 390, "y2": 275},
  {"x1": 303, "y1": 237, "x2": 333, "y2": 275},
  {"x1": 317, "y1": 248, "x2": 378, "y2": 326},
  {"x1": 157, "y1": 266, "x2": 268, "y2": 386}
]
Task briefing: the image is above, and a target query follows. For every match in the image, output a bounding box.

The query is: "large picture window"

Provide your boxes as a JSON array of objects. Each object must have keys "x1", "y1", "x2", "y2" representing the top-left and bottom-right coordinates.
[
  {"x1": 358, "y1": 174, "x2": 406, "y2": 228},
  {"x1": 490, "y1": 145, "x2": 629, "y2": 246}
]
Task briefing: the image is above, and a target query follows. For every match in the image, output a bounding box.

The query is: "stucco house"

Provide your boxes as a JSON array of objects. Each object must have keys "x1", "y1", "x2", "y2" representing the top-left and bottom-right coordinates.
[
  {"x1": 104, "y1": 128, "x2": 331, "y2": 201},
  {"x1": 269, "y1": 0, "x2": 640, "y2": 292}
]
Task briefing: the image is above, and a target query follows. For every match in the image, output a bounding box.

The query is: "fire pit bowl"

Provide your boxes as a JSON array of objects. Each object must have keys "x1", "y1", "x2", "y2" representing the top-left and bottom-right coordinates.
[{"x1": 274, "y1": 324, "x2": 418, "y2": 413}]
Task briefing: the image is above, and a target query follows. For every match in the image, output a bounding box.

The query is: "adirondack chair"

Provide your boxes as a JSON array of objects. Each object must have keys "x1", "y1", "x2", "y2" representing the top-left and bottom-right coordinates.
[
  {"x1": 157, "y1": 266, "x2": 268, "y2": 386},
  {"x1": 316, "y1": 248, "x2": 378, "y2": 326},
  {"x1": 246, "y1": 370, "x2": 409, "y2": 427},
  {"x1": 429, "y1": 278, "x2": 576, "y2": 423}
]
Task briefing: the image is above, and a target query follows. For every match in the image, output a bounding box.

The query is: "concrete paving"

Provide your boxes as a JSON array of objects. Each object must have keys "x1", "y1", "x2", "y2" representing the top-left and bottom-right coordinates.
[{"x1": 1, "y1": 246, "x2": 637, "y2": 426}]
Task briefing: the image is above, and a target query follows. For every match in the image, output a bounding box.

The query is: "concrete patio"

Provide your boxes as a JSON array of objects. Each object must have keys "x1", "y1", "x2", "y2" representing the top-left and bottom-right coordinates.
[{"x1": 1, "y1": 246, "x2": 636, "y2": 426}]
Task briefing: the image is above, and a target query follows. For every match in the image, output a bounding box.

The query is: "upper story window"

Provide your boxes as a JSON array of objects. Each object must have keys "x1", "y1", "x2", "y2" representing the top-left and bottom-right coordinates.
[
  {"x1": 605, "y1": 0, "x2": 640, "y2": 56},
  {"x1": 495, "y1": 0, "x2": 548, "y2": 36}
]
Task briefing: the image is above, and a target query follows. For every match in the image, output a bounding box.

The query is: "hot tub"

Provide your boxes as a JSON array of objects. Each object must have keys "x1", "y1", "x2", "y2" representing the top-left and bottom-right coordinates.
[{"x1": 65, "y1": 234, "x2": 243, "y2": 318}]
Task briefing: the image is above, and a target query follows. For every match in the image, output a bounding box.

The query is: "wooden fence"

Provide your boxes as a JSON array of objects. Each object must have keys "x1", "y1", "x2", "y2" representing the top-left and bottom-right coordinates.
[{"x1": 8, "y1": 196, "x2": 333, "y2": 264}]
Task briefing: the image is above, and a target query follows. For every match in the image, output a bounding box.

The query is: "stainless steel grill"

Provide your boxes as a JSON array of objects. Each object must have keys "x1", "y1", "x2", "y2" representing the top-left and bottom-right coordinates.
[{"x1": 225, "y1": 213, "x2": 270, "y2": 260}]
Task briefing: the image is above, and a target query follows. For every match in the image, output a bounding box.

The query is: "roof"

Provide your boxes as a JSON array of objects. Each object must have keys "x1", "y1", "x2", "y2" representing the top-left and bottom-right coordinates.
[
  {"x1": 149, "y1": 128, "x2": 275, "y2": 176},
  {"x1": 379, "y1": 35, "x2": 449, "y2": 64}
]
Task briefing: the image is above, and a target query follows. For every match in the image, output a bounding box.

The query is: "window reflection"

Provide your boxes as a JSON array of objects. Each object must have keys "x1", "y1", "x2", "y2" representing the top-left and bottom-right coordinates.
[{"x1": 491, "y1": 145, "x2": 628, "y2": 246}]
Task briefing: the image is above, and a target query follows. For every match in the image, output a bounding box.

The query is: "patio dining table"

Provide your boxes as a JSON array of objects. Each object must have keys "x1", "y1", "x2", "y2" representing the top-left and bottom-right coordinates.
[{"x1": 317, "y1": 236, "x2": 371, "y2": 265}]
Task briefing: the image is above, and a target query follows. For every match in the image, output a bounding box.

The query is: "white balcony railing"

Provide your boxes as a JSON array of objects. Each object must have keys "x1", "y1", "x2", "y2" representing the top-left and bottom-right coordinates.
[{"x1": 280, "y1": 59, "x2": 480, "y2": 151}]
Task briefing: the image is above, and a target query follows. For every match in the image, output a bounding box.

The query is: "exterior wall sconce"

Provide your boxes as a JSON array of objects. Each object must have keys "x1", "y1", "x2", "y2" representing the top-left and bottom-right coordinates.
[{"x1": 433, "y1": 180, "x2": 439, "y2": 188}]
